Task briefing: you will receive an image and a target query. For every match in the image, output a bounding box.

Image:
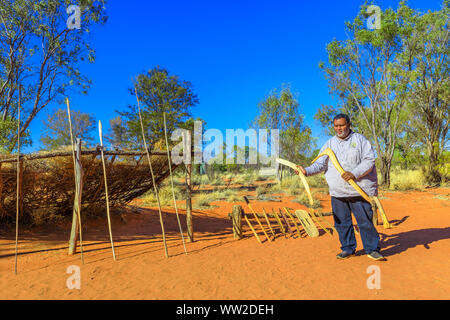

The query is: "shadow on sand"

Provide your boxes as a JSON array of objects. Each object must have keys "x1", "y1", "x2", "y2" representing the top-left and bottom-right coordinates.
[{"x1": 379, "y1": 227, "x2": 450, "y2": 257}]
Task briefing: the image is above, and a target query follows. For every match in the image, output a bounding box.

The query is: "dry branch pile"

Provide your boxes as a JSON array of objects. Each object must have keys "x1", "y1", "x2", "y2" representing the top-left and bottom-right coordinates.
[{"x1": 0, "y1": 149, "x2": 178, "y2": 225}]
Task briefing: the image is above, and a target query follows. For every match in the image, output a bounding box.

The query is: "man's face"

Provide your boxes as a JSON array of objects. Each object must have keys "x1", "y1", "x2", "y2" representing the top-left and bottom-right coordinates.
[{"x1": 334, "y1": 117, "x2": 350, "y2": 139}]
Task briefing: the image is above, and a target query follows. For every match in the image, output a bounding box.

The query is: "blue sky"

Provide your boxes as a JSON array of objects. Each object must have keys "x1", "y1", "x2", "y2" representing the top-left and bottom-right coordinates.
[{"x1": 26, "y1": 0, "x2": 442, "y2": 153}]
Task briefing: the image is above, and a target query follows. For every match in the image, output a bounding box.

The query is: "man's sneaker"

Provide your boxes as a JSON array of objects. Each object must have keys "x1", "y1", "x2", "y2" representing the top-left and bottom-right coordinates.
[
  {"x1": 367, "y1": 251, "x2": 386, "y2": 261},
  {"x1": 336, "y1": 251, "x2": 355, "y2": 260}
]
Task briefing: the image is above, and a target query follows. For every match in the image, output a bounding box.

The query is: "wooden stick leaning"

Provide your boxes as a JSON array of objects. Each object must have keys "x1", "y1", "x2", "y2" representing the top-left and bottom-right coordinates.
[
  {"x1": 135, "y1": 89, "x2": 169, "y2": 258},
  {"x1": 243, "y1": 196, "x2": 271, "y2": 242},
  {"x1": 243, "y1": 212, "x2": 262, "y2": 244},
  {"x1": 261, "y1": 208, "x2": 275, "y2": 237},
  {"x1": 306, "y1": 209, "x2": 332, "y2": 236},
  {"x1": 163, "y1": 112, "x2": 188, "y2": 255},
  {"x1": 66, "y1": 98, "x2": 84, "y2": 264},
  {"x1": 98, "y1": 120, "x2": 117, "y2": 261},
  {"x1": 279, "y1": 208, "x2": 293, "y2": 235},
  {"x1": 283, "y1": 208, "x2": 303, "y2": 237},
  {"x1": 312, "y1": 148, "x2": 392, "y2": 229},
  {"x1": 272, "y1": 208, "x2": 286, "y2": 235},
  {"x1": 315, "y1": 210, "x2": 337, "y2": 234},
  {"x1": 14, "y1": 85, "x2": 21, "y2": 275}
]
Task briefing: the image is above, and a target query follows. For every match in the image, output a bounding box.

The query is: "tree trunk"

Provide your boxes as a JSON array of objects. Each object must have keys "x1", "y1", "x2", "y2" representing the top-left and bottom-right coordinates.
[
  {"x1": 425, "y1": 143, "x2": 442, "y2": 185},
  {"x1": 379, "y1": 157, "x2": 391, "y2": 188}
]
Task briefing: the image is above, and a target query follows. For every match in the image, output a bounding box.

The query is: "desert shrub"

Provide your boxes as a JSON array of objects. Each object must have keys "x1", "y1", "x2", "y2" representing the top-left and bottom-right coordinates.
[
  {"x1": 142, "y1": 184, "x2": 183, "y2": 206},
  {"x1": 278, "y1": 175, "x2": 298, "y2": 189},
  {"x1": 292, "y1": 192, "x2": 321, "y2": 209},
  {"x1": 194, "y1": 189, "x2": 241, "y2": 206},
  {"x1": 254, "y1": 174, "x2": 269, "y2": 181},
  {"x1": 256, "y1": 184, "x2": 270, "y2": 196},
  {"x1": 389, "y1": 169, "x2": 425, "y2": 191},
  {"x1": 233, "y1": 172, "x2": 255, "y2": 185},
  {"x1": 226, "y1": 192, "x2": 242, "y2": 202},
  {"x1": 194, "y1": 192, "x2": 217, "y2": 207},
  {"x1": 208, "y1": 177, "x2": 225, "y2": 186},
  {"x1": 307, "y1": 174, "x2": 327, "y2": 188}
]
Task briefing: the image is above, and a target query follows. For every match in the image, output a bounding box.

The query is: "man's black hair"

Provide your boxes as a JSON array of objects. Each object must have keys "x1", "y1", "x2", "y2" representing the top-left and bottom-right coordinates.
[{"x1": 333, "y1": 113, "x2": 351, "y2": 125}]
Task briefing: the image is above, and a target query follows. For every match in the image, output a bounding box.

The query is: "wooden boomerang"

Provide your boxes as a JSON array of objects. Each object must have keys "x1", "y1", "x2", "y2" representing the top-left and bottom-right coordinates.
[
  {"x1": 311, "y1": 148, "x2": 392, "y2": 229},
  {"x1": 275, "y1": 158, "x2": 314, "y2": 207}
]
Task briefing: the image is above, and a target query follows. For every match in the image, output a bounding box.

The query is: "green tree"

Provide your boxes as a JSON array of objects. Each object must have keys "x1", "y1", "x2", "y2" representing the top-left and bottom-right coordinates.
[
  {"x1": 40, "y1": 108, "x2": 96, "y2": 150},
  {"x1": 105, "y1": 115, "x2": 128, "y2": 149},
  {"x1": 0, "y1": 0, "x2": 107, "y2": 153},
  {"x1": 396, "y1": 2, "x2": 449, "y2": 184},
  {"x1": 0, "y1": 115, "x2": 31, "y2": 153},
  {"x1": 253, "y1": 84, "x2": 315, "y2": 179},
  {"x1": 319, "y1": 3, "x2": 415, "y2": 187},
  {"x1": 113, "y1": 66, "x2": 199, "y2": 150}
]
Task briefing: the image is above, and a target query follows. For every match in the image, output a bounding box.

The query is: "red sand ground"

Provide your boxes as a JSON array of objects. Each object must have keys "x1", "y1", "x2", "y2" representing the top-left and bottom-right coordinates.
[{"x1": 0, "y1": 186, "x2": 449, "y2": 300}]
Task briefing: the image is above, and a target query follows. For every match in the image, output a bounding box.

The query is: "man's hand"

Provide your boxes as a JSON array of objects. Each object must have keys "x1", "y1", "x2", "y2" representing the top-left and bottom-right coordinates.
[
  {"x1": 295, "y1": 165, "x2": 306, "y2": 176},
  {"x1": 341, "y1": 171, "x2": 356, "y2": 182}
]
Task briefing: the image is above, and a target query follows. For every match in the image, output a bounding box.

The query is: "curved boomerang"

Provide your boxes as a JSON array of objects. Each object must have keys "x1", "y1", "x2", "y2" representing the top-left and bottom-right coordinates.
[
  {"x1": 312, "y1": 148, "x2": 392, "y2": 229},
  {"x1": 275, "y1": 158, "x2": 314, "y2": 207}
]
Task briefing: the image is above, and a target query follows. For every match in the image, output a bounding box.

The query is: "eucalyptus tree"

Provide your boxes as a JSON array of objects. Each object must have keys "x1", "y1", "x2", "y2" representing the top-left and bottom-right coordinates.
[
  {"x1": 114, "y1": 66, "x2": 199, "y2": 150},
  {"x1": 319, "y1": 3, "x2": 415, "y2": 187},
  {"x1": 0, "y1": 0, "x2": 107, "y2": 153},
  {"x1": 397, "y1": 2, "x2": 449, "y2": 184},
  {"x1": 253, "y1": 84, "x2": 315, "y2": 179}
]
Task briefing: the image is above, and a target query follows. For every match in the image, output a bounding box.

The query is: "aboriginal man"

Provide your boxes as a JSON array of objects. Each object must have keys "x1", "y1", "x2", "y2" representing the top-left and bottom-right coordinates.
[{"x1": 296, "y1": 114, "x2": 385, "y2": 261}]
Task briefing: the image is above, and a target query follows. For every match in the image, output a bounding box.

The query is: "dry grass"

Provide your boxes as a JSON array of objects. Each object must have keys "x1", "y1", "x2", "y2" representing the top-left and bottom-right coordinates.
[
  {"x1": 142, "y1": 184, "x2": 183, "y2": 207},
  {"x1": 291, "y1": 192, "x2": 321, "y2": 209},
  {"x1": 388, "y1": 169, "x2": 426, "y2": 191}
]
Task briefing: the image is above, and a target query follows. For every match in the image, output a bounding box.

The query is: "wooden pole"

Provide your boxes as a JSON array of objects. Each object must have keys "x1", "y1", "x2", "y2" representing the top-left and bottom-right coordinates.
[
  {"x1": 279, "y1": 208, "x2": 293, "y2": 235},
  {"x1": 243, "y1": 213, "x2": 262, "y2": 243},
  {"x1": 231, "y1": 205, "x2": 243, "y2": 240},
  {"x1": 243, "y1": 196, "x2": 271, "y2": 242},
  {"x1": 186, "y1": 163, "x2": 193, "y2": 242},
  {"x1": 163, "y1": 112, "x2": 187, "y2": 254},
  {"x1": 66, "y1": 99, "x2": 84, "y2": 263},
  {"x1": 261, "y1": 208, "x2": 275, "y2": 237},
  {"x1": 14, "y1": 85, "x2": 22, "y2": 275},
  {"x1": 98, "y1": 120, "x2": 117, "y2": 261},
  {"x1": 68, "y1": 139, "x2": 84, "y2": 261},
  {"x1": 307, "y1": 209, "x2": 332, "y2": 236},
  {"x1": 272, "y1": 208, "x2": 286, "y2": 235},
  {"x1": 135, "y1": 88, "x2": 169, "y2": 258},
  {"x1": 283, "y1": 207, "x2": 303, "y2": 237},
  {"x1": 315, "y1": 209, "x2": 337, "y2": 233}
]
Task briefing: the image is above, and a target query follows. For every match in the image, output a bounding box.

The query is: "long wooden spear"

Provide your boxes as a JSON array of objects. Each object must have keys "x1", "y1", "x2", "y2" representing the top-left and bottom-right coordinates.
[
  {"x1": 163, "y1": 112, "x2": 187, "y2": 255},
  {"x1": 135, "y1": 88, "x2": 169, "y2": 258},
  {"x1": 14, "y1": 85, "x2": 22, "y2": 275},
  {"x1": 98, "y1": 120, "x2": 116, "y2": 261},
  {"x1": 66, "y1": 98, "x2": 84, "y2": 264}
]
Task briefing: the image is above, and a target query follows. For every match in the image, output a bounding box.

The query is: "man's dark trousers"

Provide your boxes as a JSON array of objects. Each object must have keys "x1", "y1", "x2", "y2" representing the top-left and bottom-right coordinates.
[{"x1": 331, "y1": 196, "x2": 380, "y2": 254}]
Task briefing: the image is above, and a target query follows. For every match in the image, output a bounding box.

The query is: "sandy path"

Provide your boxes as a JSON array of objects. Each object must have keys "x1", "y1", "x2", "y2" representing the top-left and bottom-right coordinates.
[{"x1": 0, "y1": 187, "x2": 449, "y2": 300}]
